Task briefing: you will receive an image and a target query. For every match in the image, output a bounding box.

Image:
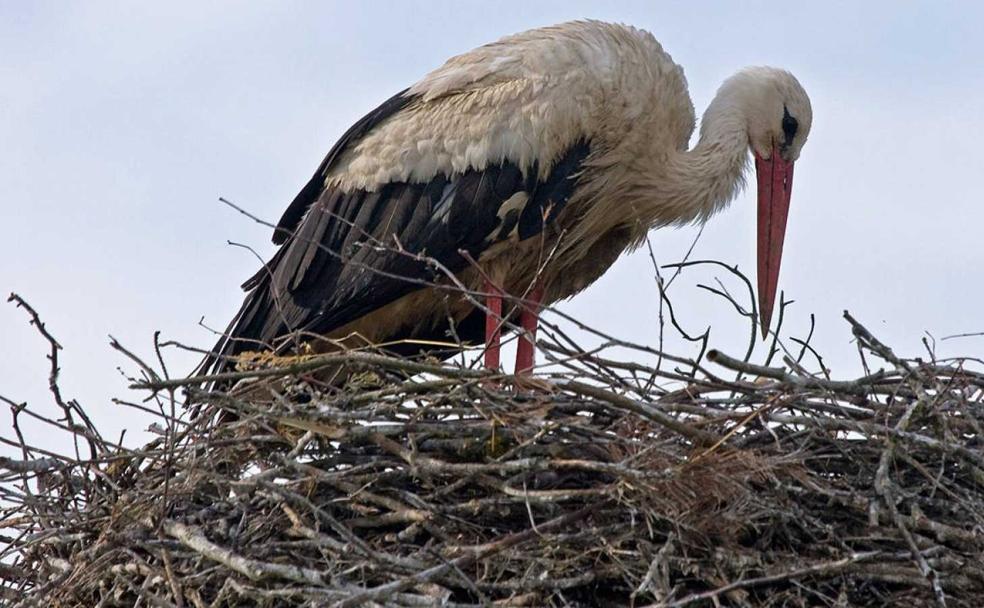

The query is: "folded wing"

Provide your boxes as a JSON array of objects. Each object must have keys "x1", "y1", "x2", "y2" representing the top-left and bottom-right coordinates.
[{"x1": 205, "y1": 80, "x2": 590, "y2": 375}]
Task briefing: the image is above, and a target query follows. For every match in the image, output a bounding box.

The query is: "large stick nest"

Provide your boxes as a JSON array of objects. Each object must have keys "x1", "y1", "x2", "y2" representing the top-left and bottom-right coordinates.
[{"x1": 3, "y1": 294, "x2": 984, "y2": 607}]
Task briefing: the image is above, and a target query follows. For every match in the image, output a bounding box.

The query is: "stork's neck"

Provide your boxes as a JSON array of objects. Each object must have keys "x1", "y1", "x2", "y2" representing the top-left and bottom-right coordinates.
[{"x1": 630, "y1": 94, "x2": 750, "y2": 228}]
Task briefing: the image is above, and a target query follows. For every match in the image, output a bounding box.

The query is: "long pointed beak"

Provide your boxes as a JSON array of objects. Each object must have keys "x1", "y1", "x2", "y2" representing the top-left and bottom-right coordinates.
[{"x1": 755, "y1": 145, "x2": 795, "y2": 339}]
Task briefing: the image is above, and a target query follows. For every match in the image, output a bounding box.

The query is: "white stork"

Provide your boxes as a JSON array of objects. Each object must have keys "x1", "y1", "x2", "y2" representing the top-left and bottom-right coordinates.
[{"x1": 205, "y1": 20, "x2": 812, "y2": 377}]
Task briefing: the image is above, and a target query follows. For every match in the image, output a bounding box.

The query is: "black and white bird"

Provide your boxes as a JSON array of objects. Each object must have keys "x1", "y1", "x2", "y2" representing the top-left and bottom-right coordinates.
[{"x1": 204, "y1": 20, "x2": 812, "y2": 377}]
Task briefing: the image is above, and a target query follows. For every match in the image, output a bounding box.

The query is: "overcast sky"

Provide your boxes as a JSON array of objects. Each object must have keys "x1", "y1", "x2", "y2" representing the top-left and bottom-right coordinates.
[{"x1": 3, "y1": 2, "x2": 984, "y2": 452}]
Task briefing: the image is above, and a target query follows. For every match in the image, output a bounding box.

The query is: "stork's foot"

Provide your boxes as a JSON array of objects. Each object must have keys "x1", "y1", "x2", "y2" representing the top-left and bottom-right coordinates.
[
  {"x1": 515, "y1": 285, "x2": 544, "y2": 375},
  {"x1": 483, "y1": 278, "x2": 504, "y2": 371},
  {"x1": 483, "y1": 280, "x2": 545, "y2": 378}
]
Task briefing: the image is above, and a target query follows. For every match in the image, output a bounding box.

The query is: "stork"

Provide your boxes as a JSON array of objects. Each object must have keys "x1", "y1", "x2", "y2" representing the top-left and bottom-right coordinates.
[{"x1": 204, "y1": 20, "x2": 812, "y2": 378}]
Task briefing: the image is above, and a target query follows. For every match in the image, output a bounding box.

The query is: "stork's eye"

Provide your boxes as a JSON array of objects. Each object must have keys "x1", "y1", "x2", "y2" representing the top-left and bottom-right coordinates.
[{"x1": 782, "y1": 106, "x2": 798, "y2": 140}]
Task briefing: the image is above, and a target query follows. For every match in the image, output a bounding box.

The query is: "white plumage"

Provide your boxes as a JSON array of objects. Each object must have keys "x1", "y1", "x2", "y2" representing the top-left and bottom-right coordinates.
[{"x1": 328, "y1": 22, "x2": 692, "y2": 192}]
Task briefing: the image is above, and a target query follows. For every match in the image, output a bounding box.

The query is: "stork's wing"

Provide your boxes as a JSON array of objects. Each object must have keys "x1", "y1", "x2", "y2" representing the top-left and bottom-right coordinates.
[{"x1": 205, "y1": 89, "x2": 590, "y2": 374}]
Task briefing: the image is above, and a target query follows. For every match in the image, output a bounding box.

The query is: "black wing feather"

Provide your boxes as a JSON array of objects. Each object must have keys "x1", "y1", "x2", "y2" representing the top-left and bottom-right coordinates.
[{"x1": 207, "y1": 119, "x2": 590, "y2": 375}]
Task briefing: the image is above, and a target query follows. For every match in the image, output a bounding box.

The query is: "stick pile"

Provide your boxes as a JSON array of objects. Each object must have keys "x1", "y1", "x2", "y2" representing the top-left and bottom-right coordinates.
[{"x1": 3, "y1": 294, "x2": 984, "y2": 607}]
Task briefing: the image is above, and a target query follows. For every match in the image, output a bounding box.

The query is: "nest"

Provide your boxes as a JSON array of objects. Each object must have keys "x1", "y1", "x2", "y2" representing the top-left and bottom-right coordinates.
[{"x1": 3, "y1": 294, "x2": 984, "y2": 607}]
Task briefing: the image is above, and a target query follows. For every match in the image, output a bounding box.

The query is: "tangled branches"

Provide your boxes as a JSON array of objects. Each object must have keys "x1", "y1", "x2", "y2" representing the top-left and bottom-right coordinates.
[{"x1": 2, "y1": 288, "x2": 984, "y2": 607}]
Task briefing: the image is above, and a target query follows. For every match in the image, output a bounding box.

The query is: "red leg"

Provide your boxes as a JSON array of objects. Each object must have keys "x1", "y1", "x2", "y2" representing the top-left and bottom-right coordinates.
[
  {"x1": 484, "y1": 279, "x2": 503, "y2": 370},
  {"x1": 515, "y1": 285, "x2": 544, "y2": 375}
]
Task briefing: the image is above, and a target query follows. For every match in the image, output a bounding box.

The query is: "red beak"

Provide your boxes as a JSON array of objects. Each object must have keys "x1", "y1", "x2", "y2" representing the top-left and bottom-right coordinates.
[{"x1": 755, "y1": 144, "x2": 794, "y2": 339}]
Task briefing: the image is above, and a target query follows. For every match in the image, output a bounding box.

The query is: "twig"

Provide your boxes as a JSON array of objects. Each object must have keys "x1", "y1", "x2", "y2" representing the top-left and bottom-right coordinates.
[{"x1": 649, "y1": 551, "x2": 881, "y2": 607}]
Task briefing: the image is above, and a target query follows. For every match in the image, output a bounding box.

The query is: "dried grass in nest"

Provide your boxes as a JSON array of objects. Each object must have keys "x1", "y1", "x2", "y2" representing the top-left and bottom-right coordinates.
[{"x1": 3, "y1": 293, "x2": 984, "y2": 607}]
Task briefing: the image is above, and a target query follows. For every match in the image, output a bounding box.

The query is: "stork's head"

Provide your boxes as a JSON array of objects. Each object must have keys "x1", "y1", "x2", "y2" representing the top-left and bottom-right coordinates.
[
  {"x1": 735, "y1": 67, "x2": 813, "y2": 163},
  {"x1": 714, "y1": 67, "x2": 813, "y2": 338}
]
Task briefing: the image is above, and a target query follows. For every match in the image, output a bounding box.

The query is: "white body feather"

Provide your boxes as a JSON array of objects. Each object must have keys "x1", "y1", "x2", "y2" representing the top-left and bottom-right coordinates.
[{"x1": 326, "y1": 21, "x2": 694, "y2": 193}]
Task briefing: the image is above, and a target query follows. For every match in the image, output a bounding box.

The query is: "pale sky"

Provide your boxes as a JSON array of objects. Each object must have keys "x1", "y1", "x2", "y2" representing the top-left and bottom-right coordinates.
[{"x1": 3, "y1": 2, "x2": 984, "y2": 453}]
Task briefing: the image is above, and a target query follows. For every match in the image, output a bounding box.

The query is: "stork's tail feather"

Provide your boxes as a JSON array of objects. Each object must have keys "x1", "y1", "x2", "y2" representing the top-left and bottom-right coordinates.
[{"x1": 196, "y1": 274, "x2": 280, "y2": 390}]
